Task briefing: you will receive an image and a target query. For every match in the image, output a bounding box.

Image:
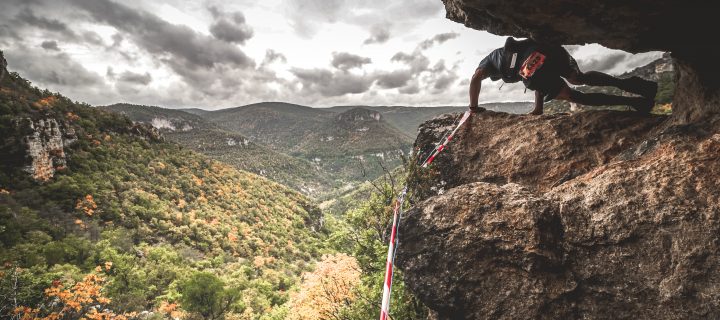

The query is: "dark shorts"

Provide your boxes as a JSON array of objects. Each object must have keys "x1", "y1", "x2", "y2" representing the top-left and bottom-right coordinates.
[{"x1": 523, "y1": 46, "x2": 581, "y2": 101}]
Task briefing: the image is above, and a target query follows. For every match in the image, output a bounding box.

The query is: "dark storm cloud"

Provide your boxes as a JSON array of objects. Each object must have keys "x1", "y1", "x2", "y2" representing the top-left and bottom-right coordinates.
[
  {"x1": 364, "y1": 23, "x2": 390, "y2": 44},
  {"x1": 331, "y1": 52, "x2": 371, "y2": 70},
  {"x1": 68, "y1": 0, "x2": 255, "y2": 71},
  {"x1": 118, "y1": 70, "x2": 152, "y2": 85},
  {"x1": 291, "y1": 68, "x2": 373, "y2": 97},
  {"x1": 41, "y1": 40, "x2": 60, "y2": 51},
  {"x1": 5, "y1": 49, "x2": 102, "y2": 86},
  {"x1": 578, "y1": 52, "x2": 629, "y2": 73},
  {"x1": 417, "y1": 32, "x2": 459, "y2": 50}
]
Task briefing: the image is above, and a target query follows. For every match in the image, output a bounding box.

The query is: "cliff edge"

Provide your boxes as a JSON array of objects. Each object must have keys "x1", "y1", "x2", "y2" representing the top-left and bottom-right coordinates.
[{"x1": 397, "y1": 110, "x2": 720, "y2": 319}]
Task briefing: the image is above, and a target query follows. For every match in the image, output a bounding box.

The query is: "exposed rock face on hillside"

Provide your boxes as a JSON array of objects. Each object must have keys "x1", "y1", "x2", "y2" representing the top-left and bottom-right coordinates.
[
  {"x1": 0, "y1": 51, "x2": 7, "y2": 83},
  {"x1": 20, "y1": 118, "x2": 76, "y2": 182},
  {"x1": 335, "y1": 107, "x2": 382, "y2": 122},
  {"x1": 442, "y1": 0, "x2": 719, "y2": 124},
  {"x1": 398, "y1": 111, "x2": 720, "y2": 319}
]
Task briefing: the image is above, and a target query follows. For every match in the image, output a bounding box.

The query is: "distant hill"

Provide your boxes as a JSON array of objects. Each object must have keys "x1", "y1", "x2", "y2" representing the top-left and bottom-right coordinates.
[
  {"x1": 102, "y1": 103, "x2": 339, "y2": 197},
  {"x1": 204, "y1": 102, "x2": 335, "y2": 151},
  {"x1": 201, "y1": 103, "x2": 414, "y2": 185},
  {"x1": 327, "y1": 102, "x2": 533, "y2": 136},
  {"x1": 0, "y1": 52, "x2": 323, "y2": 318},
  {"x1": 179, "y1": 107, "x2": 211, "y2": 116}
]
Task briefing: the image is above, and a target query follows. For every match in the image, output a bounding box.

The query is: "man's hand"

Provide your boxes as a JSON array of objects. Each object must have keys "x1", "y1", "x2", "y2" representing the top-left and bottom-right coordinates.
[{"x1": 469, "y1": 105, "x2": 485, "y2": 113}]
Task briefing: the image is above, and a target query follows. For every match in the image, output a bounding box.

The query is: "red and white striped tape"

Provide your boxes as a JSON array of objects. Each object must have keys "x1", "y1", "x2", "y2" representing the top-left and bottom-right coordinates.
[
  {"x1": 421, "y1": 110, "x2": 472, "y2": 168},
  {"x1": 380, "y1": 186, "x2": 407, "y2": 320},
  {"x1": 379, "y1": 110, "x2": 472, "y2": 320}
]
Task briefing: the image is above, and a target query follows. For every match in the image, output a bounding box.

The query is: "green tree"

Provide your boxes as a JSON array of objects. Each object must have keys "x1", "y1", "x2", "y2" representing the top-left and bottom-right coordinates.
[{"x1": 179, "y1": 272, "x2": 241, "y2": 320}]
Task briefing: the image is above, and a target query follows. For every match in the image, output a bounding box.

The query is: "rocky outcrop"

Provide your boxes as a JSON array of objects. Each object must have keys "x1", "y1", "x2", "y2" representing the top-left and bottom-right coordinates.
[
  {"x1": 0, "y1": 50, "x2": 7, "y2": 83},
  {"x1": 398, "y1": 111, "x2": 720, "y2": 319},
  {"x1": 442, "y1": 0, "x2": 720, "y2": 124},
  {"x1": 20, "y1": 118, "x2": 76, "y2": 182},
  {"x1": 335, "y1": 107, "x2": 382, "y2": 122}
]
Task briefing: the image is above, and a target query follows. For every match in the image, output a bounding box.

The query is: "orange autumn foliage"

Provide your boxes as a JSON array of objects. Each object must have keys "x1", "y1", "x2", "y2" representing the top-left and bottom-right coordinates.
[
  {"x1": 14, "y1": 266, "x2": 137, "y2": 320},
  {"x1": 75, "y1": 195, "x2": 97, "y2": 216},
  {"x1": 158, "y1": 301, "x2": 184, "y2": 319},
  {"x1": 32, "y1": 96, "x2": 59, "y2": 109},
  {"x1": 288, "y1": 254, "x2": 361, "y2": 320}
]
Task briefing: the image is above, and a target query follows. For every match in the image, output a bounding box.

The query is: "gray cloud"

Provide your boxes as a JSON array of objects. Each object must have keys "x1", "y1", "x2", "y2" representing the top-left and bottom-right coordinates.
[
  {"x1": 578, "y1": 52, "x2": 629, "y2": 73},
  {"x1": 364, "y1": 23, "x2": 390, "y2": 44},
  {"x1": 263, "y1": 49, "x2": 287, "y2": 64},
  {"x1": 41, "y1": 40, "x2": 60, "y2": 51},
  {"x1": 418, "y1": 32, "x2": 459, "y2": 50},
  {"x1": 291, "y1": 68, "x2": 373, "y2": 97},
  {"x1": 433, "y1": 73, "x2": 458, "y2": 91},
  {"x1": 391, "y1": 51, "x2": 430, "y2": 73},
  {"x1": 331, "y1": 52, "x2": 371, "y2": 70},
  {"x1": 284, "y1": 0, "x2": 346, "y2": 37},
  {"x1": 16, "y1": 8, "x2": 75, "y2": 37},
  {"x1": 5, "y1": 49, "x2": 102, "y2": 86},
  {"x1": 210, "y1": 18, "x2": 253, "y2": 44},
  {"x1": 68, "y1": 0, "x2": 255, "y2": 71},
  {"x1": 563, "y1": 45, "x2": 581, "y2": 55},
  {"x1": 82, "y1": 31, "x2": 104, "y2": 46},
  {"x1": 208, "y1": 10, "x2": 253, "y2": 44},
  {"x1": 376, "y1": 70, "x2": 413, "y2": 89},
  {"x1": 118, "y1": 70, "x2": 152, "y2": 85},
  {"x1": 398, "y1": 81, "x2": 420, "y2": 94},
  {"x1": 283, "y1": 0, "x2": 442, "y2": 38}
]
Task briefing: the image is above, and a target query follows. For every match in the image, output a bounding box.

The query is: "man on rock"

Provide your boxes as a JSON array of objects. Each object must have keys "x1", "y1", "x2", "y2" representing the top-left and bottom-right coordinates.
[{"x1": 468, "y1": 37, "x2": 657, "y2": 115}]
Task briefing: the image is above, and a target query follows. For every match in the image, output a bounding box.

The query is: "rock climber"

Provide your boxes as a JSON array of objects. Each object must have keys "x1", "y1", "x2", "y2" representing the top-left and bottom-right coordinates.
[{"x1": 468, "y1": 37, "x2": 658, "y2": 115}]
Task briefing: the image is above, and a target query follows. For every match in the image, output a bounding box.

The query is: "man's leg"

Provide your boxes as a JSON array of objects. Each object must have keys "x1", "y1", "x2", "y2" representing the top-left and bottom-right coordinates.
[
  {"x1": 567, "y1": 71, "x2": 657, "y2": 99},
  {"x1": 555, "y1": 49, "x2": 657, "y2": 99},
  {"x1": 555, "y1": 82, "x2": 653, "y2": 114}
]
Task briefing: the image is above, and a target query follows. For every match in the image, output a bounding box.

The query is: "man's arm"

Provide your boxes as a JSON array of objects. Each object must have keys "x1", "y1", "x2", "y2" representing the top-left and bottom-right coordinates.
[
  {"x1": 529, "y1": 90, "x2": 544, "y2": 115},
  {"x1": 469, "y1": 67, "x2": 487, "y2": 112}
]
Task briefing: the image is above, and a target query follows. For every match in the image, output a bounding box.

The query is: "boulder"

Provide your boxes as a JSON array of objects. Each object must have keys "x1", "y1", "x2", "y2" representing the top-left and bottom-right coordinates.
[{"x1": 398, "y1": 111, "x2": 720, "y2": 319}]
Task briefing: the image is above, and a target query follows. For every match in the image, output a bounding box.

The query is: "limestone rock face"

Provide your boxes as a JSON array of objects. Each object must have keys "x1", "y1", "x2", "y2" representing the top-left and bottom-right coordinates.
[
  {"x1": 441, "y1": 0, "x2": 720, "y2": 124},
  {"x1": 335, "y1": 107, "x2": 382, "y2": 122},
  {"x1": 21, "y1": 118, "x2": 75, "y2": 182},
  {"x1": 398, "y1": 111, "x2": 720, "y2": 319}
]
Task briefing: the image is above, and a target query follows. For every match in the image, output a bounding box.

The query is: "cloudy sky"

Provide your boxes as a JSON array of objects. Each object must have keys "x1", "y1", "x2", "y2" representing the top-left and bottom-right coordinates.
[{"x1": 0, "y1": 0, "x2": 663, "y2": 109}]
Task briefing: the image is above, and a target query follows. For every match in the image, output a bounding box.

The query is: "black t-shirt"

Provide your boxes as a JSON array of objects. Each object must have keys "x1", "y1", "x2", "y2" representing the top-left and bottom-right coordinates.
[
  {"x1": 477, "y1": 48, "x2": 504, "y2": 81},
  {"x1": 478, "y1": 39, "x2": 537, "y2": 83}
]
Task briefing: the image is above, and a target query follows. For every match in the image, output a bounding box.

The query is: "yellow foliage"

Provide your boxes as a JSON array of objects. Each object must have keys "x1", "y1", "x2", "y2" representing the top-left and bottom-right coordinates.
[
  {"x1": 191, "y1": 175, "x2": 204, "y2": 186},
  {"x1": 288, "y1": 254, "x2": 361, "y2": 320}
]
